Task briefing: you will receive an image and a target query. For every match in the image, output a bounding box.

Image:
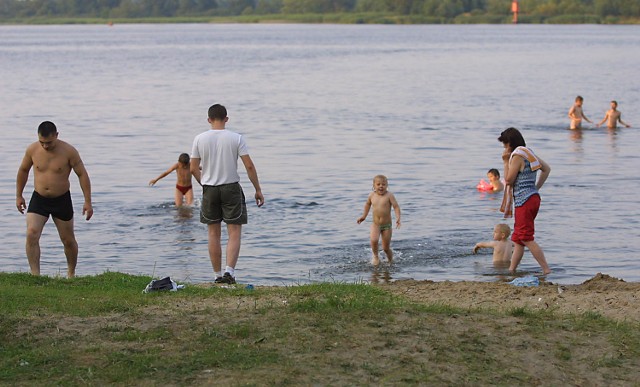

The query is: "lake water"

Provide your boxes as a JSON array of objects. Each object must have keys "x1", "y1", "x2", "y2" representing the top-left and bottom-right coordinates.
[{"x1": 1, "y1": 23, "x2": 639, "y2": 286}]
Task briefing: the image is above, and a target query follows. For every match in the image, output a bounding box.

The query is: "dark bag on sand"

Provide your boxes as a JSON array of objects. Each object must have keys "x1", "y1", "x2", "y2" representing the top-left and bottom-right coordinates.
[{"x1": 143, "y1": 276, "x2": 176, "y2": 293}]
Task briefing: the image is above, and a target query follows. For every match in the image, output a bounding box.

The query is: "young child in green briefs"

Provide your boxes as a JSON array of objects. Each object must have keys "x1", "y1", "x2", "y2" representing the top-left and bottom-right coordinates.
[{"x1": 357, "y1": 175, "x2": 401, "y2": 266}]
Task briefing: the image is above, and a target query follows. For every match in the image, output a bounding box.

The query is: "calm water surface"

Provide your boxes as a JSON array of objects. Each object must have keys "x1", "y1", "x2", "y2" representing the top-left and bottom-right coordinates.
[{"x1": 1, "y1": 24, "x2": 639, "y2": 285}]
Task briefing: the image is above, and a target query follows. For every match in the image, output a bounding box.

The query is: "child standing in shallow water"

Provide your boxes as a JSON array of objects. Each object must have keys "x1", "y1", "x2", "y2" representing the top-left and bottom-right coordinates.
[
  {"x1": 149, "y1": 153, "x2": 194, "y2": 207},
  {"x1": 357, "y1": 175, "x2": 401, "y2": 265}
]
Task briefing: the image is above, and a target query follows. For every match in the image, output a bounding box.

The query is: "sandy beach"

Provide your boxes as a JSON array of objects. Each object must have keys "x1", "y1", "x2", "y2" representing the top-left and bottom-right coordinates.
[{"x1": 378, "y1": 273, "x2": 640, "y2": 322}]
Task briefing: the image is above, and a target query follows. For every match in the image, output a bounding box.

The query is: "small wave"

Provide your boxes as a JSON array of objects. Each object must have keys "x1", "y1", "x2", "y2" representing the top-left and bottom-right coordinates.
[{"x1": 294, "y1": 201, "x2": 320, "y2": 207}]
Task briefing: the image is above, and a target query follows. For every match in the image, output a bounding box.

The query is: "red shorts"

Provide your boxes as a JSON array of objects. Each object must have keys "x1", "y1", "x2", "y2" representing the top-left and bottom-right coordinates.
[{"x1": 511, "y1": 193, "x2": 540, "y2": 246}]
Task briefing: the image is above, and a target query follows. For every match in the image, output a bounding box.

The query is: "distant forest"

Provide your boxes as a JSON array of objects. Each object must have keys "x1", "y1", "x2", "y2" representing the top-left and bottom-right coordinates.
[{"x1": 1, "y1": 0, "x2": 639, "y2": 23}]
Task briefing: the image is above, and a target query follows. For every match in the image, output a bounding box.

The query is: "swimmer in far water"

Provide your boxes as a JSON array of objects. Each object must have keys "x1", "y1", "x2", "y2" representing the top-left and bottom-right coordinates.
[
  {"x1": 149, "y1": 153, "x2": 194, "y2": 206},
  {"x1": 568, "y1": 95, "x2": 592, "y2": 129},
  {"x1": 597, "y1": 100, "x2": 631, "y2": 129},
  {"x1": 357, "y1": 175, "x2": 401, "y2": 266}
]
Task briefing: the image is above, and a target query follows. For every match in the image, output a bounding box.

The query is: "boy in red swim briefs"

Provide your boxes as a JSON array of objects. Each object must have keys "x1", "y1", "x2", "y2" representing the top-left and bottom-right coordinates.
[{"x1": 149, "y1": 153, "x2": 194, "y2": 206}]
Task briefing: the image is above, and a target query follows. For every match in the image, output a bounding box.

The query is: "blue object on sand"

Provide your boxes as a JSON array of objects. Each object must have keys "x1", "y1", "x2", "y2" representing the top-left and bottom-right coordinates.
[{"x1": 509, "y1": 275, "x2": 539, "y2": 287}]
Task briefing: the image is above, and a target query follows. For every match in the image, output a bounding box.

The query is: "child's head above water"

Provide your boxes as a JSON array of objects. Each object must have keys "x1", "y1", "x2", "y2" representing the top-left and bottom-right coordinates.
[
  {"x1": 487, "y1": 168, "x2": 500, "y2": 181},
  {"x1": 493, "y1": 224, "x2": 511, "y2": 241},
  {"x1": 178, "y1": 153, "x2": 190, "y2": 165}
]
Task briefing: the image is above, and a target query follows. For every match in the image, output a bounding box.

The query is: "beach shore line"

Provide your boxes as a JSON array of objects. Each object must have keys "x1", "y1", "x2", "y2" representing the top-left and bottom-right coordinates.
[{"x1": 376, "y1": 273, "x2": 640, "y2": 321}]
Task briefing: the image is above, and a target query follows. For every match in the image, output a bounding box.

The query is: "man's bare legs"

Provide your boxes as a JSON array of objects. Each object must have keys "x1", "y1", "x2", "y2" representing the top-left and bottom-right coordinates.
[
  {"x1": 26, "y1": 213, "x2": 78, "y2": 278},
  {"x1": 53, "y1": 217, "x2": 78, "y2": 278},
  {"x1": 226, "y1": 224, "x2": 242, "y2": 270},
  {"x1": 208, "y1": 223, "x2": 222, "y2": 273},
  {"x1": 207, "y1": 223, "x2": 242, "y2": 275},
  {"x1": 25, "y1": 213, "x2": 47, "y2": 276}
]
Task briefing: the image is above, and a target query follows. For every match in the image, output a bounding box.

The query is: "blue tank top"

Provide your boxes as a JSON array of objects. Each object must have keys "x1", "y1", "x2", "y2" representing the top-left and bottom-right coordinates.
[{"x1": 513, "y1": 159, "x2": 538, "y2": 207}]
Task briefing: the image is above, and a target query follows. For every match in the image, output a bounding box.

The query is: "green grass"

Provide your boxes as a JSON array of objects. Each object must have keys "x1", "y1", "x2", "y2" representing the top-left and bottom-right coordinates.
[
  {"x1": 1, "y1": 272, "x2": 639, "y2": 385},
  {"x1": 1, "y1": 272, "x2": 154, "y2": 316}
]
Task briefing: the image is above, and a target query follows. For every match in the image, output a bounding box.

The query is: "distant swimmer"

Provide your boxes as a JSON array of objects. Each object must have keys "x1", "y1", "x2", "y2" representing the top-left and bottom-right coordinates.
[
  {"x1": 149, "y1": 153, "x2": 194, "y2": 207},
  {"x1": 568, "y1": 95, "x2": 592, "y2": 129},
  {"x1": 596, "y1": 100, "x2": 631, "y2": 129},
  {"x1": 357, "y1": 175, "x2": 401, "y2": 266}
]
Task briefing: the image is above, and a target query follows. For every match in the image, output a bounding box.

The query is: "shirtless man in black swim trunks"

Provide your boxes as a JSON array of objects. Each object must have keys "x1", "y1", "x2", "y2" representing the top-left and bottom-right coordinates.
[{"x1": 16, "y1": 121, "x2": 93, "y2": 277}]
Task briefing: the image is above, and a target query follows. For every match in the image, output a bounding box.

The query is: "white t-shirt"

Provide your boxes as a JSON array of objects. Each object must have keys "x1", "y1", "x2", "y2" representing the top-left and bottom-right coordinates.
[{"x1": 191, "y1": 129, "x2": 249, "y2": 186}]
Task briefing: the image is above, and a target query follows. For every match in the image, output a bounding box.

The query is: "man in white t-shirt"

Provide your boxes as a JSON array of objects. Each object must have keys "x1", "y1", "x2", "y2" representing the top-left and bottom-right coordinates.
[{"x1": 190, "y1": 104, "x2": 264, "y2": 284}]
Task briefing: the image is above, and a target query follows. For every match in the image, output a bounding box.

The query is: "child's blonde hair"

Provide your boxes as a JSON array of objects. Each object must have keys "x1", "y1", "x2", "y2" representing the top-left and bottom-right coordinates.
[
  {"x1": 373, "y1": 174, "x2": 388, "y2": 183},
  {"x1": 496, "y1": 223, "x2": 511, "y2": 238},
  {"x1": 372, "y1": 175, "x2": 388, "y2": 189}
]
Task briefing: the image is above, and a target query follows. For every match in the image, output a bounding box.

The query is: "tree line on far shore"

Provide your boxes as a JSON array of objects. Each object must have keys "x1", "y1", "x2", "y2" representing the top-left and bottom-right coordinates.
[{"x1": 0, "y1": 0, "x2": 639, "y2": 23}]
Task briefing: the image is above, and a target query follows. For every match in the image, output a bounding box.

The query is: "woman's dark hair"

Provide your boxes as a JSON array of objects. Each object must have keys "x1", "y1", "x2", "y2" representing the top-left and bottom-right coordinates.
[{"x1": 498, "y1": 127, "x2": 526, "y2": 149}]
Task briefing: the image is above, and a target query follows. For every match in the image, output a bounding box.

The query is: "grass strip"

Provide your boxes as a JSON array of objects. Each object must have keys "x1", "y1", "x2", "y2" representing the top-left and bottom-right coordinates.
[{"x1": 1, "y1": 272, "x2": 638, "y2": 385}]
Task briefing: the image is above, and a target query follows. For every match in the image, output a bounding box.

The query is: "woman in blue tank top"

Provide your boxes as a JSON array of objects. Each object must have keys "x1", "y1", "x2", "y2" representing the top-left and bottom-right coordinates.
[{"x1": 499, "y1": 128, "x2": 552, "y2": 275}]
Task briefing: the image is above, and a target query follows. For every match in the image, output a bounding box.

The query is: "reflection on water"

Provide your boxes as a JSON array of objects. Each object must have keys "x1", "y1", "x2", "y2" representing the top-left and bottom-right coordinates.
[
  {"x1": 568, "y1": 128, "x2": 583, "y2": 144},
  {"x1": 174, "y1": 206, "x2": 196, "y2": 252},
  {"x1": 175, "y1": 206, "x2": 195, "y2": 220},
  {"x1": 607, "y1": 128, "x2": 619, "y2": 153},
  {"x1": 370, "y1": 266, "x2": 392, "y2": 284}
]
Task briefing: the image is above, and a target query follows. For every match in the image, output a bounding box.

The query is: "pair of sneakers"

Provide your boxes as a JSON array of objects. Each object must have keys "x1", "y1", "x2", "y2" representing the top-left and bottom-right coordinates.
[{"x1": 214, "y1": 272, "x2": 236, "y2": 284}]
